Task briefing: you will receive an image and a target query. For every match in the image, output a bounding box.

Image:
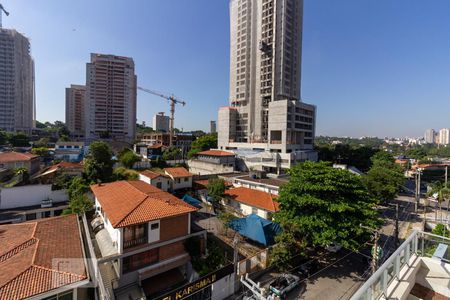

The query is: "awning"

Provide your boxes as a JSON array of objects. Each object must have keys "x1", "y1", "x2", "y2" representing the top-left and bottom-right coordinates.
[
  {"x1": 229, "y1": 214, "x2": 282, "y2": 246},
  {"x1": 182, "y1": 194, "x2": 202, "y2": 208}
]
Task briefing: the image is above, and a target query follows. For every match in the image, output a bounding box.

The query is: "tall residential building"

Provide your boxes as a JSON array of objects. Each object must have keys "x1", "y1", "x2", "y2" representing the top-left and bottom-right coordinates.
[
  {"x1": 152, "y1": 112, "x2": 170, "y2": 132},
  {"x1": 218, "y1": 0, "x2": 316, "y2": 172},
  {"x1": 0, "y1": 28, "x2": 35, "y2": 133},
  {"x1": 424, "y1": 129, "x2": 436, "y2": 144},
  {"x1": 210, "y1": 120, "x2": 217, "y2": 134},
  {"x1": 439, "y1": 128, "x2": 450, "y2": 145},
  {"x1": 65, "y1": 84, "x2": 86, "y2": 138},
  {"x1": 85, "y1": 53, "x2": 137, "y2": 142}
]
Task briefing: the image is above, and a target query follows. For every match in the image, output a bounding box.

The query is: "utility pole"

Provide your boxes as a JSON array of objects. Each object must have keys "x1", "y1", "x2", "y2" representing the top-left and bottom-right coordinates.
[
  {"x1": 445, "y1": 166, "x2": 448, "y2": 187},
  {"x1": 389, "y1": 203, "x2": 400, "y2": 249},
  {"x1": 415, "y1": 171, "x2": 418, "y2": 212},
  {"x1": 417, "y1": 169, "x2": 422, "y2": 212},
  {"x1": 371, "y1": 231, "x2": 380, "y2": 274}
]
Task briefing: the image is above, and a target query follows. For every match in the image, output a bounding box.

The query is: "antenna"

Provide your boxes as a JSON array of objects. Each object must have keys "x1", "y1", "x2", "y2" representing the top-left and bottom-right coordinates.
[{"x1": 0, "y1": 3, "x2": 9, "y2": 28}]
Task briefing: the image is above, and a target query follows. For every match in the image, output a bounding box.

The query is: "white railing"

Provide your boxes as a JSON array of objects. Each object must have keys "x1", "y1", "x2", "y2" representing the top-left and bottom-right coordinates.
[{"x1": 351, "y1": 230, "x2": 450, "y2": 300}]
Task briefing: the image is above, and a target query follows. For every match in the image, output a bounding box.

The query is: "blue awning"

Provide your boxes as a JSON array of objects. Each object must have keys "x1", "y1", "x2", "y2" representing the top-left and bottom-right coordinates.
[
  {"x1": 182, "y1": 194, "x2": 202, "y2": 208},
  {"x1": 229, "y1": 214, "x2": 282, "y2": 246}
]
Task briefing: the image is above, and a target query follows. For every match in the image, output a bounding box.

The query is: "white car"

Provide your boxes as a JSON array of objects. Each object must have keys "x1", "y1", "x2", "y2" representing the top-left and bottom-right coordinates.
[
  {"x1": 269, "y1": 274, "x2": 300, "y2": 298},
  {"x1": 326, "y1": 243, "x2": 342, "y2": 253}
]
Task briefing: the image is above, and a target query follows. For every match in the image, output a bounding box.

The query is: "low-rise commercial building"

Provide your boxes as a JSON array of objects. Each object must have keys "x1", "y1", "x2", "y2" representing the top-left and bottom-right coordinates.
[
  {"x1": 54, "y1": 141, "x2": 85, "y2": 162},
  {"x1": 188, "y1": 149, "x2": 236, "y2": 175}
]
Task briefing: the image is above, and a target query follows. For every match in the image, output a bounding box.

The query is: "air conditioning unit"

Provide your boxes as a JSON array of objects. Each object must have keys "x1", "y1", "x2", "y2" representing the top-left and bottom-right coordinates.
[{"x1": 91, "y1": 217, "x2": 104, "y2": 234}]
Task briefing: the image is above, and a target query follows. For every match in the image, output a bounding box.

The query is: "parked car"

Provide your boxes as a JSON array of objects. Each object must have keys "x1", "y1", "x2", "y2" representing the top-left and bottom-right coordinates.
[
  {"x1": 269, "y1": 274, "x2": 300, "y2": 298},
  {"x1": 326, "y1": 242, "x2": 342, "y2": 253}
]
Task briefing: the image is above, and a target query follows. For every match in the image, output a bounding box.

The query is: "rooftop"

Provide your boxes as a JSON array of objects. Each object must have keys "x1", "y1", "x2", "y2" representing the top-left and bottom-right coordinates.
[
  {"x1": 140, "y1": 170, "x2": 168, "y2": 180},
  {"x1": 0, "y1": 151, "x2": 38, "y2": 163},
  {"x1": 0, "y1": 215, "x2": 87, "y2": 299},
  {"x1": 225, "y1": 187, "x2": 279, "y2": 212},
  {"x1": 164, "y1": 167, "x2": 193, "y2": 178},
  {"x1": 91, "y1": 180, "x2": 197, "y2": 228},
  {"x1": 55, "y1": 141, "x2": 84, "y2": 146},
  {"x1": 196, "y1": 150, "x2": 235, "y2": 157}
]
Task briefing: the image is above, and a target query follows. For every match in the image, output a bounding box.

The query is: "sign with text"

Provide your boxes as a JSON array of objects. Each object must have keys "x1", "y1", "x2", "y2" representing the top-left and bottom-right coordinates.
[{"x1": 156, "y1": 264, "x2": 234, "y2": 300}]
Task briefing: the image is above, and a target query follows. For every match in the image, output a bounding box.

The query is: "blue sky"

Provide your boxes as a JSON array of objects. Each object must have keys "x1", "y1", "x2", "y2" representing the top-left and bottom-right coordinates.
[{"x1": 3, "y1": 0, "x2": 450, "y2": 137}]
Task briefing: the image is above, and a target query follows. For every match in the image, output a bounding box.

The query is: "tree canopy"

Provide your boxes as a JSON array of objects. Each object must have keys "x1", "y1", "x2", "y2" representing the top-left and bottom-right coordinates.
[
  {"x1": 118, "y1": 148, "x2": 141, "y2": 169},
  {"x1": 84, "y1": 141, "x2": 114, "y2": 183},
  {"x1": 63, "y1": 177, "x2": 92, "y2": 215},
  {"x1": 363, "y1": 151, "x2": 405, "y2": 203},
  {"x1": 272, "y1": 161, "x2": 380, "y2": 267},
  {"x1": 163, "y1": 146, "x2": 182, "y2": 161},
  {"x1": 187, "y1": 134, "x2": 218, "y2": 158}
]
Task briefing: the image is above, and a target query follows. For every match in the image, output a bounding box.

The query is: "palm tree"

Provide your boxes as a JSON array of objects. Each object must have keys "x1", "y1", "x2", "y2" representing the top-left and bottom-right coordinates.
[{"x1": 427, "y1": 182, "x2": 450, "y2": 222}]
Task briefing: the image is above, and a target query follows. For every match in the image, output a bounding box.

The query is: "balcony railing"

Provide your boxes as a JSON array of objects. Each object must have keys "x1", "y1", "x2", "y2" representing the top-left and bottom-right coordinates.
[
  {"x1": 123, "y1": 237, "x2": 147, "y2": 249},
  {"x1": 351, "y1": 230, "x2": 450, "y2": 300}
]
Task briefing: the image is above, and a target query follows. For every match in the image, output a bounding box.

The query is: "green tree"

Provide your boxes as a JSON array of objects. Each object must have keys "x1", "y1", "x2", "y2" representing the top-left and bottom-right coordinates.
[
  {"x1": 34, "y1": 137, "x2": 50, "y2": 148},
  {"x1": 363, "y1": 153, "x2": 405, "y2": 203},
  {"x1": 10, "y1": 133, "x2": 29, "y2": 147},
  {"x1": 187, "y1": 134, "x2": 218, "y2": 158},
  {"x1": 114, "y1": 167, "x2": 139, "y2": 180},
  {"x1": 163, "y1": 146, "x2": 182, "y2": 160},
  {"x1": 0, "y1": 130, "x2": 8, "y2": 145},
  {"x1": 272, "y1": 161, "x2": 380, "y2": 268},
  {"x1": 31, "y1": 147, "x2": 49, "y2": 157},
  {"x1": 427, "y1": 183, "x2": 450, "y2": 221},
  {"x1": 14, "y1": 167, "x2": 29, "y2": 183},
  {"x1": 218, "y1": 212, "x2": 237, "y2": 235},
  {"x1": 62, "y1": 177, "x2": 92, "y2": 215},
  {"x1": 431, "y1": 223, "x2": 450, "y2": 238},
  {"x1": 84, "y1": 141, "x2": 114, "y2": 183},
  {"x1": 207, "y1": 178, "x2": 226, "y2": 212},
  {"x1": 119, "y1": 150, "x2": 141, "y2": 169}
]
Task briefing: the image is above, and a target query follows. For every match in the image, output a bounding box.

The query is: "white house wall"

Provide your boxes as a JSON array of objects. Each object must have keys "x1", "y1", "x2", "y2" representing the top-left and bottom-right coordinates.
[
  {"x1": 95, "y1": 198, "x2": 122, "y2": 254},
  {"x1": 0, "y1": 185, "x2": 68, "y2": 209}
]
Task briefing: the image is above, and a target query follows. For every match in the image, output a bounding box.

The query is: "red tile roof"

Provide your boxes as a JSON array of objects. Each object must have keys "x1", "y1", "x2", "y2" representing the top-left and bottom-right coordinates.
[
  {"x1": 140, "y1": 170, "x2": 168, "y2": 180},
  {"x1": 196, "y1": 150, "x2": 235, "y2": 157},
  {"x1": 0, "y1": 152, "x2": 38, "y2": 163},
  {"x1": 224, "y1": 187, "x2": 279, "y2": 212},
  {"x1": 91, "y1": 180, "x2": 197, "y2": 228},
  {"x1": 164, "y1": 167, "x2": 193, "y2": 178},
  {"x1": 0, "y1": 215, "x2": 87, "y2": 299}
]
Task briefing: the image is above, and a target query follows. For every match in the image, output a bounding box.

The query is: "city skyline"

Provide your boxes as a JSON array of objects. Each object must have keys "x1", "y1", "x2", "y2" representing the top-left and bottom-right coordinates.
[{"x1": 2, "y1": 0, "x2": 450, "y2": 137}]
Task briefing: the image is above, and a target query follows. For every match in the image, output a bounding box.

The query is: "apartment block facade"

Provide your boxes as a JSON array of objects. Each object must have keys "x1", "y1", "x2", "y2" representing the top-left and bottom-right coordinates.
[
  {"x1": 85, "y1": 53, "x2": 137, "y2": 142},
  {"x1": 65, "y1": 84, "x2": 86, "y2": 138},
  {"x1": 218, "y1": 0, "x2": 316, "y2": 157},
  {"x1": 0, "y1": 28, "x2": 35, "y2": 133},
  {"x1": 152, "y1": 112, "x2": 170, "y2": 133}
]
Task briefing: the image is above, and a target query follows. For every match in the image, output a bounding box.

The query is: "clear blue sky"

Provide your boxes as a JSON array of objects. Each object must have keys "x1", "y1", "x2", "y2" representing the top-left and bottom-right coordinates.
[{"x1": 3, "y1": 0, "x2": 450, "y2": 137}]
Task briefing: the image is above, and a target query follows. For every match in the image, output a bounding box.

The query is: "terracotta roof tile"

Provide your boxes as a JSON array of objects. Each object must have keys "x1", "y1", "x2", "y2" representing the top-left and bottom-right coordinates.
[
  {"x1": 0, "y1": 215, "x2": 87, "y2": 299},
  {"x1": 140, "y1": 170, "x2": 168, "y2": 180},
  {"x1": 164, "y1": 167, "x2": 193, "y2": 178},
  {"x1": 0, "y1": 152, "x2": 38, "y2": 163},
  {"x1": 91, "y1": 180, "x2": 197, "y2": 228},
  {"x1": 224, "y1": 187, "x2": 279, "y2": 212},
  {"x1": 196, "y1": 150, "x2": 235, "y2": 157}
]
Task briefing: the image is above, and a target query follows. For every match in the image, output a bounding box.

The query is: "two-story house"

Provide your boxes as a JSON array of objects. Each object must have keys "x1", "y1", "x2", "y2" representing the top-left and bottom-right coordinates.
[
  {"x1": 54, "y1": 141, "x2": 85, "y2": 162},
  {"x1": 90, "y1": 180, "x2": 203, "y2": 294},
  {"x1": 164, "y1": 167, "x2": 193, "y2": 191},
  {"x1": 139, "y1": 170, "x2": 171, "y2": 191}
]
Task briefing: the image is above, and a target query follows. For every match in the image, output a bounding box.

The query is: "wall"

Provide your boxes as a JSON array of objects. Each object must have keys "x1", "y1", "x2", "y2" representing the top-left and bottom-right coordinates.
[
  {"x1": 95, "y1": 198, "x2": 122, "y2": 254},
  {"x1": 0, "y1": 185, "x2": 68, "y2": 209},
  {"x1": 171, "y1": 176, "x2": 192, "y2": 190},
  {"x1": 139, "y1": 174, "x2": 170, "y2": 192},
  {"x1": 225, "y1": 198, "x2": 269, "y2": 219},
  {"x1": 160, "y1": 214, "x2": 189, "y2": 241},
  {"x1": 211, "y1": 274, "x2": 235, "y2": 300},
  {"x1": 188, "y1": 159, "x2": 235, "y2": 176}
]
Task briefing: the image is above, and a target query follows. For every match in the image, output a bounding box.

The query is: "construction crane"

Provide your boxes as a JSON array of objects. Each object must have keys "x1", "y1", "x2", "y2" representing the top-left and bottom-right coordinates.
[
  {"x1": 137, "y1": 86, "x2": 186, "y2": 147},
  {"x1": 0, "y1": 3, "x2": 9, "y2": 28}
]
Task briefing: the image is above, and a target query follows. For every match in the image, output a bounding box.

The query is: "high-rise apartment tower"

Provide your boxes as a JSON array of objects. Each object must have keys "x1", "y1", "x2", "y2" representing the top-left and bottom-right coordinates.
[
  {"x1": 65, "y1": 84, "x2": 86, "y2": 138},
  {"x1": 85, "y1": 53, "x2": 137, "y2": 142},
  {"x1": 153, "y1": 112, "x2": 170, "y2": 133},
  {"x1": 0, "y1": 28, "x2": 35, "y2": 133},
  {"x1": 218, "y1": 0, "x2": 316, "y2": 157}
]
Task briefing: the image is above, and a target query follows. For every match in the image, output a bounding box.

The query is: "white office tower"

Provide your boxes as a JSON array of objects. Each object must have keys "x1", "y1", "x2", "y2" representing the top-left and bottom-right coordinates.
[
  {"x1": 218, "y1": 0, "x2": 316, "y2": 173},
  {"x1": 439, "y1": 128, "x2": 450, "y2": 145},
  {"x1": 153, "y1": 112, "x2": 170, "y2": 133},
  {"x1": 65, "y1": 84, "x2": 86, "y2": 138},
  {"x1": 85, "y1": 53, "x2": 137, "y2": 142},
  {"x1": 0, "y1": 29, "x2": 35, "y2": 133},
  {"x1": 424, "y1": 129, "x2": 435, "y2": 144}
]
